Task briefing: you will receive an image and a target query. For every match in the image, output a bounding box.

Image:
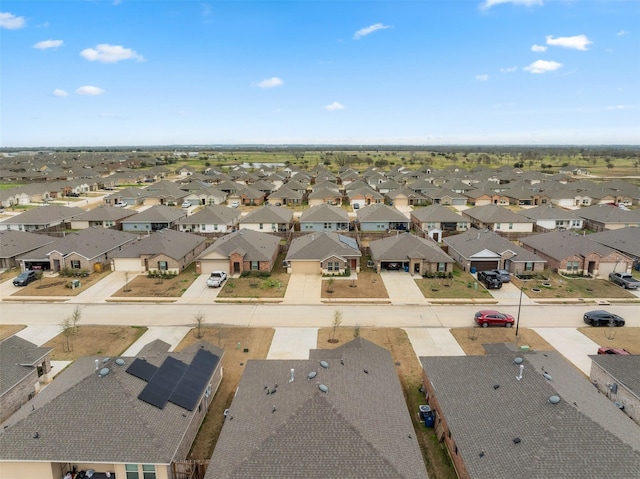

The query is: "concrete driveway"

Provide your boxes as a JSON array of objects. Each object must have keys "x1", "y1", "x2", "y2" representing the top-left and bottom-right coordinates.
[
  {"x1": 68, "y1": 271, "x2": 138, "y2": 303},
  {"x1": 532, "y1": 328, "x2": 601, "y2": 375},
  {"x1": 483, "y1": 280, "x2": 535, "y2": 306},
  {"x1": 180, "y1": 273, "x2": 224, "y2": 301},
  {"x1": 380, "y1": 271, "x2": 427, "y2": 305},
  {"x1": 404, "y1": 328, "x2": 466, "y2": 358},
  {"x1": 267, "y1": 327, "x2": 318, "y2": 359},
  {"x1": 122, "y1": 326, "x2": 192, "y2": 356},
  {"x1": 283, "y1": 274, "x2": 322, "y2": 304},
  {"x1": 16, "y1": 325, "x2": 62, "y2": 346}
]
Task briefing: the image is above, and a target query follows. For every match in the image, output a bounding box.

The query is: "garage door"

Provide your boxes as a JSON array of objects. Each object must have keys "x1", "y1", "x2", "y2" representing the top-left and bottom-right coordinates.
[
  {"x1": 112, "y1": 258, "x2": 145, "y2": 272},
  {"x1": 471, "y1": 261, "x2": 499, "y2": 272},
  {"x1": 598, "y1": 262, "x2": 626, "y2": 278},
  {"x1": 291, "y1": 261, "x2": 320, "y2": 274},
  {"x1": 200, "y1": 259, "x2": 230, "y2": 275}
]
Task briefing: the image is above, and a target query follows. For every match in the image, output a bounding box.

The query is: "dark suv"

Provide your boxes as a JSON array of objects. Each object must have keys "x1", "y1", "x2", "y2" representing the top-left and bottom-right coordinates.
[
  {"x1": 477, "y1": 271, "x2": 502, "y2": 289},
  {"x1": 13, "y1": 270, "x2": 38, "y2": 286}
]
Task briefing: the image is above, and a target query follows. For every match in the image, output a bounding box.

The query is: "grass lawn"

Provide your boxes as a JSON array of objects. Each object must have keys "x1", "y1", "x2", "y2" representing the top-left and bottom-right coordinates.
[
  {"x1": 415, "y1": 269, "x2": 493, "y2": 299},
  {"x1": 578, "y1": 326, "x2": 640, "y2": 354},
  {"x1": 217, "y1": 254, "x2": 290, "y2": 299},
  {"x1": 177, "y1": 327, "x2": 275, "y2": 460},
  {"x1": 321, "y1": 262, "x2": 389, "y2": 299},
  {"x1": 450, "y1": 327, "x2": 554, "y2": 355},
  {"x1": 112, "y1": 263, "x2": 199, "y2": 297},
  {"x1": 10, "y1": 269, "x2": 113, "y2": 297},
  {"x1": 42, "y1": 325, "x2": 148, "y2": 360},
  {"x1": 512, "y1": 271, "x2": 637, "y2": 300}
]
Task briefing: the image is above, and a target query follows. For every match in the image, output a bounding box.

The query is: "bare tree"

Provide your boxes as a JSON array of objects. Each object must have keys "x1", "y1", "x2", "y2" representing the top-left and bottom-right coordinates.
[
  {"x1": 70, "y1": 305, "x2": 82, "y2": 333},
  {"x1": 194, "y1": 311, "x2": 205, "y2": 339},
  {"x1": 330, "y1": 310, "x2": 343, "y2": 342},
  {"x1": 60, "y1": 317, "x2": 74, "y2": 352}
]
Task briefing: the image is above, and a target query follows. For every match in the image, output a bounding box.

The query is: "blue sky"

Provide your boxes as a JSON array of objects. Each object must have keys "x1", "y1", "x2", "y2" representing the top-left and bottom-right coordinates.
[{"x1": 1, "y1": 0, "x2": 639, "y2": 147}]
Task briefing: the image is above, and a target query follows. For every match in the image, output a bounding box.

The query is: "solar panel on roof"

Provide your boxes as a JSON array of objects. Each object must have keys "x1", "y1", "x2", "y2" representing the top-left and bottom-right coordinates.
[
  {"x1": 339, "y1": 235, "x2": 358, "y2": 250},
  {"x1": 126, "y1": 358, "x2": 158, "y2": 382},
  {"x1": 169, "y1": 349, "x2": 219, "y2": 411},
  {"x1": 138, "y1": 356, "x2": 188, "y2": 409}
]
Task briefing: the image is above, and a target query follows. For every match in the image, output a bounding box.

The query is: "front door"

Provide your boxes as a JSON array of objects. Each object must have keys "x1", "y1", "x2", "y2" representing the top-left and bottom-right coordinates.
[{"x1": 233, "y1": 262, "x2": 241, "y2": 273}]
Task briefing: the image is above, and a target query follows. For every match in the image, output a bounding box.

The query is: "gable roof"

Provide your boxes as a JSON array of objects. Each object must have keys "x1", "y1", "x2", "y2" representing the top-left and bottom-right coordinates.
[
  {"x1": 197, "y1": 229, "x2": 280, "y2": 262},
  {"x1": 356, "y1": 203, "x2": 410, "y2": 223},
  {"x1": 462, "y1": 204, "x2": 533, "y2": 224},
  {"x1": 70, "y1": 205, "x2": 137, "y2": 222},
  {"x1": 110, "y1": 229, "x2": 205, "y2": 260},
  {"x1": 369, "y1": 233, "x2": 454, "y2": 263},
  {"x1": 299, "y1": 203, "x2": 350, "y2": 223},
  {"x1": 120, "y1": 205, "x2": 187, "y2": 224},
  {"x1": 519, "y1": 230, "x2": 627, "y2": 261},
  {"x1": 0, "y1": 205, "x2": 85, "y2": 226},
  {"x1": 575, "y1": 204, "x2": 640, "y2": 224},
  {"x1": 206, "y1": 338, "x2": 427, "y2": 479},
  {"x1": 176, "y1": 205, "x2": 241, "y2": 225},
  {"x1": 444, "y1": 228, "x2": 544, "y2": 263},
  {"x1": 0, "y1": 230, "x2": 56, "y2": 259},
  {"x1": 286, "y1": 231, "x2": 361, "y2": 261},
  {"x1": 410, "y1": 204, "x2": 465, "y2": 223},
  {"x1": 518, "y1": 204, "x2": 582, "y2": 221},
  {"x1": 587, "y1": 227, "x2": 640, "y2": 259},
  {"x1": 240, "y1": 204, "x2": 294, "y2": 224},
  {"x1": 0, "y1": 336, "x2": 52, "y2": 397}
]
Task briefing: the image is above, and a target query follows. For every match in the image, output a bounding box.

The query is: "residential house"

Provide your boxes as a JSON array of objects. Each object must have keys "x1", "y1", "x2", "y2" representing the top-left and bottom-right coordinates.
[
  {"x1": 307, "y1": 187, "x2": 343, "y2": 207},
  {"x1": 0, "y1": 230, "x2": 55, "y2": 270},
  {"x1": 68, "y1": 205, "x2": 137, "y2": 230},
  {"x1": 299, "y1": 204, "x2": 350, "y2": 232},
  {"x1": 0, "y1": 205, "x2": 85, "y2": 232},
  {"x1": 142, "y1": 179, "x2": 190, "y2": 206},
  {"x1": 410, "y1": 204, "x2": 468, "y2": 242},
  {"x1": 575, "y1": 204, "x2": 640, "y2": 232},
  {"x1": 420, "y1": 347, "x2": 640, "y2": 479},
  {"x1": 444, "y1": 228, "x2": 546, "y2": 274},
  {"x1": 285, "y1": 231, "x2": 361, "y2": 274},
  {"x1": 228, "y1": 185, "x2": 267, "y2": 206},
  {"x1": 120, "y1": 205, "x2": 187, "y2": 233},
  {"x1": 0, "y1": 340, "x2": 223, "y2": 479},
  {"x1": 239, "y1": 204, "x2": 294, "y2": 233},
  {"x1": 206, "y1": 338, "x2": 427, "y2": 479},
  {"x1": 519, "y1": 230, "x2": 634, "y2": 277},
  {"x1": 369, "y1": 233, "x2": 455, "y2": 275},
  {"x1": 423, "y1": 187, "x2": 467, "y2": 206},
  {"x1": 384, "y1": 186, "x2": 427, "y2": 207},
  {"x1": 0, "y1": 336, "x2": 53, "y2": 423},
  {"x1": 587, "y1": 227, "x2": 640, "y2": 265},
  {"x1": 462, "y1": 188, "x2": 495, "y2": 207},
  {"x1": 518, "y1": 204, "x2": 584, "y2": 231},
  {"x1": 589, "y1": 355, "x2": 640, "y2": 426},
  {"x1": 103, "y1": 187, "x2": 149, "y2": 207},
  {"x1": 346, "y1": 186, "x2": 385, "y2": 209},
  {"x1": 175, "y1": 205, "x2": 241, "y2": 234},
  {"x1": 195, "y1": 229, "x2": 280, "y2": 275},
  {"x1": 110, "y1": 229, "x2": 206, "y2": 273},
  {"x1": 462, "y1": 205, "x2": 534, "y2": 233},
  {"x1": 17, "y1": 228, "x2": 138, "y2": 272},
  {"x1": 355, "y1": 203, "x2": 410, "y2": 232},
  {"x1": 267, "y1": 185, "x2": 305, "y2": 206}
]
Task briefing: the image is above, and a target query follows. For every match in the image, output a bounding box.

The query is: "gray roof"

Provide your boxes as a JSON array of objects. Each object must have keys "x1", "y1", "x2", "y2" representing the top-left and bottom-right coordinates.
[
  {"x1": 176, "y1": 205, "x2": 241, "y2": 226},
  {"x1": 0, "y1": 205, "x2": 85, "y2": 226},
  {"x1": 0, "y1": 336, "x2": 52, "y2": 397},
  {"x1": 356, "y1": 204, "x2": 409, "y2": 223},
  {"x1": 0, "y1": 341, "x2": 223, "y2": 464},
  {"x1": 410, "y1": 204, "x2": 465, "y2": 223},
  {"x1": 286, "y1": 231, "x2": 361, "y2": 262},
  {"x1": 18, "y1": 228, "x2": 138, "y2": 261},
  {"x1": 421, "y1": 350, "x2": 640, "y2": 479},
  {"x1": 576, "y1": 204, "x2": 640, "y2": 224},
  {"x1": 369, "y1": 233, "x2": 454, "y2": 263},
  {"x1": 70, "y1": 205, "x2": 137, "y2": 222},
  {"x1": 518, "y1": 204, "x2": 582, "y2": 221},
  {"x1": 589, "y1": 355, "x2": 640, "y2": 397},
  {"x1": 120, "y1": 205, "x2": 187, "y2": 224},
  {"x1": 0, "y1": 230, "x2": 56, "y2": 259},
  {"x1": 444, "y1": 228, "x2": 545, "y2": 263},
  {"x1": 197, "y1": 229, "x2": 280, "y2": 262},
  {"x1": 110, "y1": 229, "x2": 205, "y2": 260},
  {"x1": 519, "y1": 230, "x2": 625, "y2": 261},
  {"x1": 587, "y1": 227, "x2": 640, "y2": 259},
  {"x1": 299, "y1": 203, "x2": 350, "y2": 223},
  {"x1": 207, "y1": 338, "x2": 428, "y2": 479},
  {"x1": 462, "y1": 204, "x2": 533, "y2": 224},
  {"x1": 240, "y1": 204, "x2": 293, "y2": 224}
]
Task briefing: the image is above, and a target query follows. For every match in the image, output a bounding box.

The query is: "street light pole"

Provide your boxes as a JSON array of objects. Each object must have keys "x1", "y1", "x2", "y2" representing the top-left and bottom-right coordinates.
[{"x1": 515, "y1": 280, "x2": 524, "y2": 337}]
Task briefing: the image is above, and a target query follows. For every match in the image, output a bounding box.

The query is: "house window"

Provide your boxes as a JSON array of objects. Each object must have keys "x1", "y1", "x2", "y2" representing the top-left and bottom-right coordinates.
[
  {"x1": 323, "y1": 222, "x2": 331, "y2": 229},
  {"x1": 495, "y1": 223, "x2": 501, "y2": 230},
  {"x1": 142, "y1": 465, "x2": 156, "y2": 479},
  {"x1": 427, "y1": 222, "x2": 436, "y2": 229},
  {"x1": 567, "y1": 261, "x2": 579, "y2": 271},
  {"x1": 70, "y1": 260, "x2": 81, "y2": 269},
  {"x1": 251, "y1": 261, "x2": 259, "y2": 270},
  {"x1": 438, "y1": 262, "x2": 446, "y2": 272},
  {"x1": 125, "y1": 465, "x2": 139, "y2": 479},
  {"x1": 158, "y1": 261, "x2": 168, "y2": 271},
  {"x1": 259, "y1": 223, "x2": 264, "y2": 230},
  {"x1": 327, "y1": 262, "x2": 337, "y2": 271},
  {"x1": 509, "y1": 223, "x2": 513, "y2": 230},
  {"x1": 525, "y1": 262, "x2": 533, "y2": 271}
]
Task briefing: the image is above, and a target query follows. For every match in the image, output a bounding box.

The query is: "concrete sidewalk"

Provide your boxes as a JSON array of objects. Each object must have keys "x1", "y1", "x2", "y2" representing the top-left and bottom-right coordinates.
[
  {"x1": 122, "y1": 326, "x2": 192, "y2": 356},
  {"x1": 404, "y1": 328, "x2": 466, "y2": 359},
  {"x1": 267, "y1": 328, "x2": 318, "y2": 359},
  {"x1": 533, "y1": 328, "x2": 600, "y2": 375}
]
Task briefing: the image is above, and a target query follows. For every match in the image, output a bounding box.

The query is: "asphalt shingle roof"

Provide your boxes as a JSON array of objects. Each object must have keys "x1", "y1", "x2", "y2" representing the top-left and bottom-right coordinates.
[
  {"x1": 240, "y1": 204, "x2": 293, "y2": 224},
  {"x1": 110, "y1": 229, "x2": 205, "y2": 260},
  {"x1": 285, "y1": 231, "x2": 361, "y2": 262},
  {"x1": 197, "y1": 229, "x2": 280, "y2": 262},
  {"x1": 0, "y1": 336, "x2": 52, "y2": 397},
  {"x1": 356, "y1": 204, "x2": 409, "y2": 223},
  {"x1": 519, "y1": 230, "x2": 622, "y2": 261},
  {"x1": 369, "y1": 233, "x2": 454, "y2": 263},
  {"x1": 299, "y1": 204, "x2": 350, "y2": 223},
  {"x1": 0, "y1": 230, "x2": 56, "y2": 258},
  {"x1": 0, "y1": 205, "x2": 85, "y2": 226}
]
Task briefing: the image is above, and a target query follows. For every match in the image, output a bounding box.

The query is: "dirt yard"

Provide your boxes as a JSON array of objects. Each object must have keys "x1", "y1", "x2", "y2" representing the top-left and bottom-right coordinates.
[
  {"x1": 578, "y1": 326, "x2": 640, "y2": 354},
  {"x1": 512, "y1": 272, "x2": 637, "y2": 300},
  {"x1": 42, "y1": 325, "x2": 148, "y2": 360},
  {"x1": 10, "y1": 270, "x2": 112, "y2": 297},
  {"x1": 176, "y1": 327, "x2": 275, "y2": 460},
  {"x1": 0, "y1": 324, "x2": 25, "y2": 340},
  {"x1": 321, "y1": 267, "x2": 389, "y2": 299},
  {"x1": 217, "y1": 254, "x2": 290, "y2": 299},
  {"x1": 111, "y1": 265, "x2": 199, "y2": 297},
  {"x1": 415, "y1": 274, "x2": 493, "y2": 299},
  {"x1": 450, "y1": 327, "x2": 554, "y2": 355}
]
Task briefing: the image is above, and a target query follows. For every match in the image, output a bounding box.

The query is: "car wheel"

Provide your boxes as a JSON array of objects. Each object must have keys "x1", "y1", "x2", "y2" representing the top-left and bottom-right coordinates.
[
  {"x1": 593, "y1": 321, "x2": 600, "y2": 327},
  {"x1": 505, "y1": 322, "x2": 513, "y2": 328},
  {"x1": 482, "y1": 322, "x2": 489, "y2": 328}
]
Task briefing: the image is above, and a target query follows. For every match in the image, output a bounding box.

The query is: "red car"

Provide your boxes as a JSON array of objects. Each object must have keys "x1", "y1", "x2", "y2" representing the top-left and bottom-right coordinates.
[
  {"x1": 597, "y1": 347, "x2": 630, "y2": 355},
  {"x1": 474, "y1": 310, "x2": 515, "y2": 328}
]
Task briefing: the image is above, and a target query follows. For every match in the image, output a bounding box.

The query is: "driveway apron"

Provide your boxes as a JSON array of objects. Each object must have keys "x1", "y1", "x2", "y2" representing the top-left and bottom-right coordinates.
[
  {"x1": 283, "y1": 274, "x2": 322, "y2": 304},
  {"x1": 404, "y1": 328, "x2": 466, "y2": 359},
  {"x1": 380, "y1": 271, "x2": 427, "y2": 305},
  {"x1": 532, "y1": 327, "x2": 600, "y2": 375},
  {"x1": 122, "y1": 326, "x2": 192, "y2": 356},
  {"x1": 267, "y1": 327, "x2": 318, "y2": 359}
]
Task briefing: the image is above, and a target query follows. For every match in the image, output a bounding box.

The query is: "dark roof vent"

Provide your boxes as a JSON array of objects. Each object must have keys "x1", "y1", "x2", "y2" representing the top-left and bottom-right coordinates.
[{"x1": 513, "y1": 437, "x2": 521, "y2": 444}]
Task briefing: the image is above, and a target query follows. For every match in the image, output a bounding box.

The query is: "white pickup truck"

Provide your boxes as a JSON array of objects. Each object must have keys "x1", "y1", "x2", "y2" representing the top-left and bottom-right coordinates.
[{"x1": 609, "y1": 272, "x2": 640, "y2": 289}]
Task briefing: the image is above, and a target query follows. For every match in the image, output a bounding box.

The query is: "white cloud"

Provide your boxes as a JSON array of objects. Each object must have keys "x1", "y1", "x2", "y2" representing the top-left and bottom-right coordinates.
[
  {"x1": 255, "y1": 77, "x2": 283, "y2": 88},
  {"x1": 353, "y1": 23, "x2": 390, "y2": 40},
  {"x1": 0, "y1": 12, "x2": 26, "y2": 29},
  {"x1": 607, "y1": 105, "x2": 633, "y2": 110},
  {"x1": 475, "y1": 74, "x2": 489, "y2": 81},
  {"x1": 481, "y1": 0, "x2": 543, "y2": 10},
  {"x1": 33, "y1": 39, "x2": 64, "y2": 50},
  {"x1": 616, "y1": 30, "x2": 629, "y2": 36},
  {"x1": 53, "y1": 89, "x2": 68, "y2": 97},
  {"x1": 76, "y1": 86, "x2": 105, "y2": 96},
  {"x1": 500, "y1": 66, "x2": 517, "y2": 73},
  {"x1": 545, "y1": 34, "x2": 592, "y2": 51},
  {"x1": 524, "y1": 60, "x2": 562, "y2": 74},
  {"x1": 324, "y1": 101, "x2": 345, "y2": 111},
  {"x1": 80, "y1": 44, "x2": 145, "y2": 63},
  {"x1": 531, "y1": 44, "x2": 547, "y2": 52}
]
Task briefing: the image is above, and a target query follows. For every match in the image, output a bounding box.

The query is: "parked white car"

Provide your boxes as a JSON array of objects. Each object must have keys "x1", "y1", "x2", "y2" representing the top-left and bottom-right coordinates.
[
  {"x1": 181, "y1": 201, "x2": 191, "y2": 208},
  {"x1": 206, "y1": 271, "x2": 227, "y2": 288},
  {"x1": 116, "y1": 201, "x2": 127, "y2": 208},
  {"x1": 230, "y1": 201, "x2": 240, "y2": 208}
]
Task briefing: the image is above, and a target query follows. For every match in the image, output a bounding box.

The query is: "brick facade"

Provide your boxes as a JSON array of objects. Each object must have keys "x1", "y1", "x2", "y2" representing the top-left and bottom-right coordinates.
[{"x1": 590, "y1": 362, "x2": 640, "y2": 426}]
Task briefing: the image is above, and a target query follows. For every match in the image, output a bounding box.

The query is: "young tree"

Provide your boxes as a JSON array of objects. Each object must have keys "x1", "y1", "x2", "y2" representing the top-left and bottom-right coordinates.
[
  {"x1": 70, "y1": 305, "x2": 82, "y2": 333},
  {"x1": 330, "y1": 310, "x2": 343, "y2": 342},
  {"x1": 194, "y1": 311, "x2": 205, "y2": 339},
  {"x1": 60, "y1": 317, "x2": 74, "y2": 353}
]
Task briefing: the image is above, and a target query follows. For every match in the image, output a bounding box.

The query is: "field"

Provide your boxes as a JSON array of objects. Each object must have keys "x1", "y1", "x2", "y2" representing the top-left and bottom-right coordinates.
[
  {"x1": 511, "y1": 272, "x2": 637, "y2": 300},
  {"x1": 111, "y1": 264, "x2": 199, "y2": 297},
  {"x1": 43, "y1": 325, "x2": 148, "y2": 360},
  {"x1": 415, "y1": 269, "x2": 494, "y2": 300},
  {"x1": 9, "y1": 270, "x2": 112, "y2": 297},
  {"x1": 321, "y1": 264, "x2": 389, "y2": 299}
]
